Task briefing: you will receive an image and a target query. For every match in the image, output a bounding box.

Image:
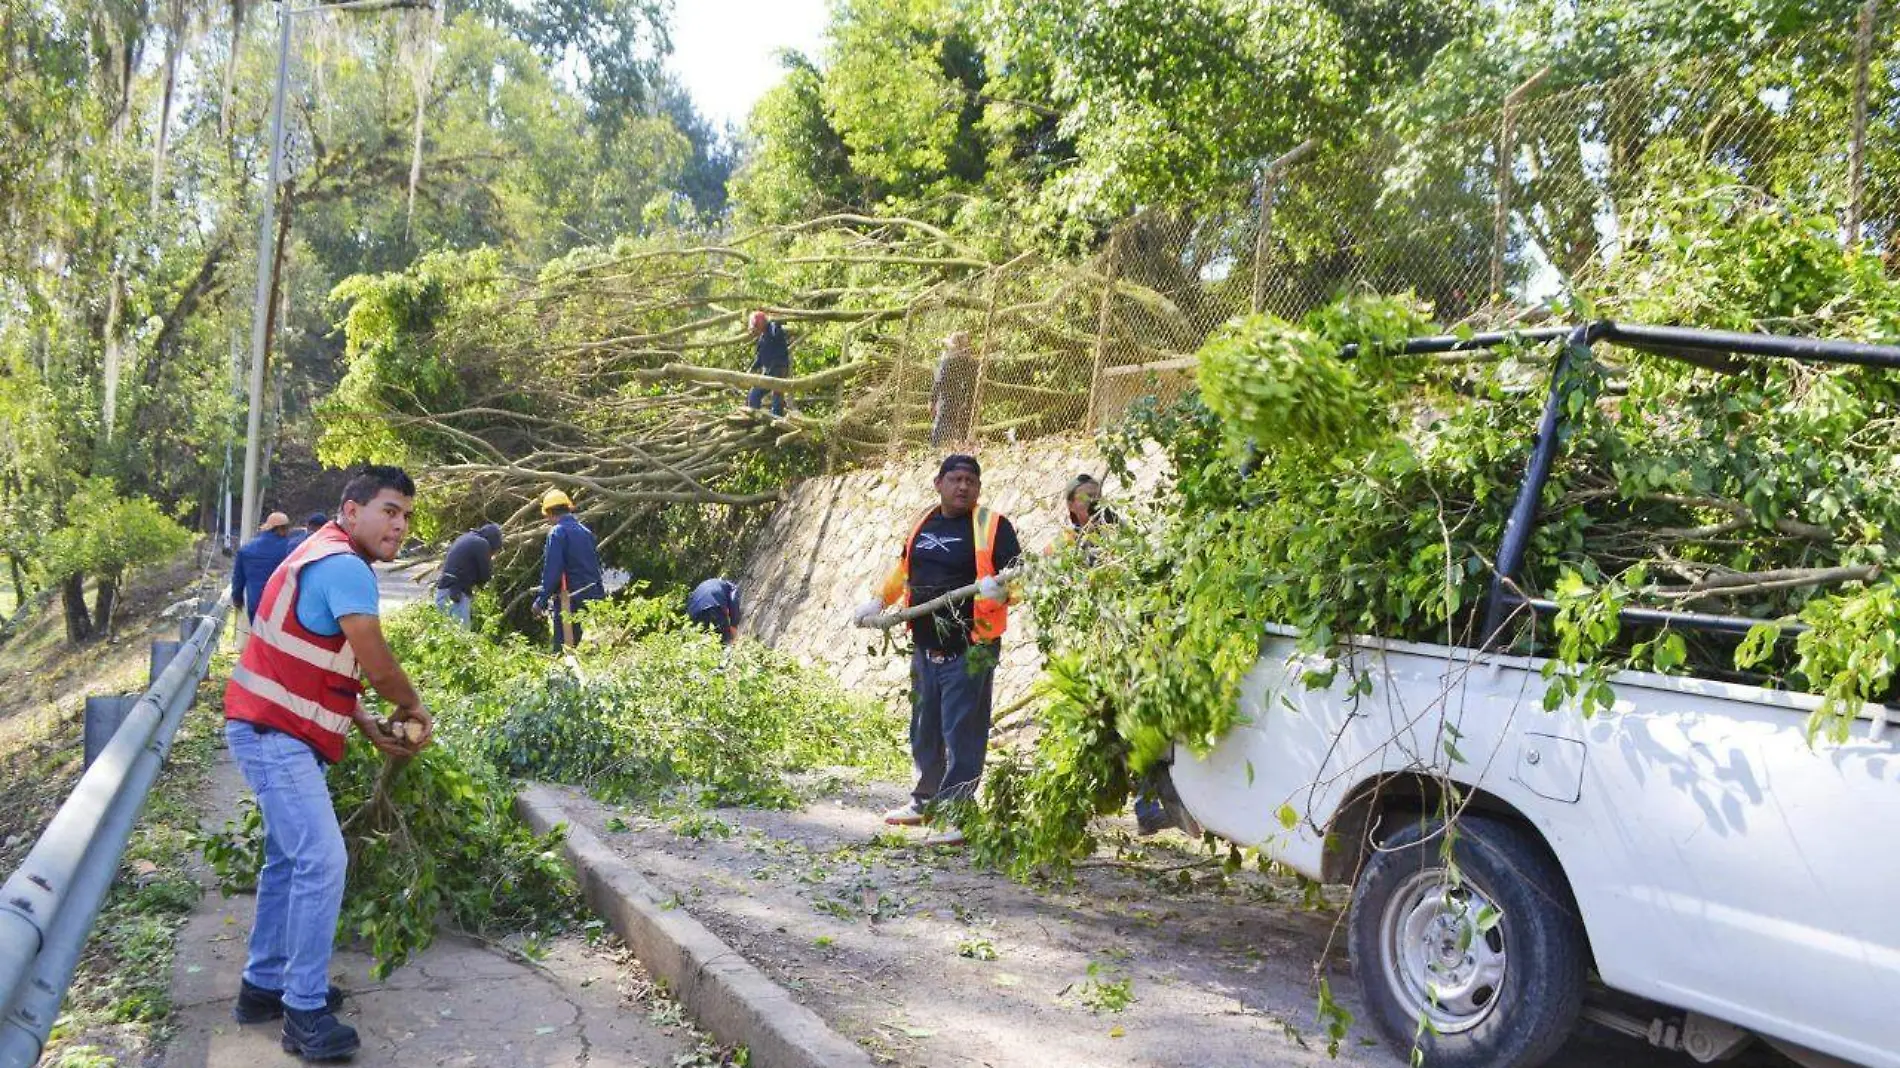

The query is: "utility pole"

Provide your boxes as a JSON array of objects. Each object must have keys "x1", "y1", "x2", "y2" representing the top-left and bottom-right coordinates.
[
  {"x1": 238, "y1": 0, "x2": 431, "y2": 537},
  {"x1": 238, "y1": 0, "x2": 293, "y2": 539}
]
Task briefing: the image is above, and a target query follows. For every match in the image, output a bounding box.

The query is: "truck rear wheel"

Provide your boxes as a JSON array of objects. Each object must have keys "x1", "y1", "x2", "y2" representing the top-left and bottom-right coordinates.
[{"x1": 1347, "y1": 814, "x2": 1587, "y2": 1068}]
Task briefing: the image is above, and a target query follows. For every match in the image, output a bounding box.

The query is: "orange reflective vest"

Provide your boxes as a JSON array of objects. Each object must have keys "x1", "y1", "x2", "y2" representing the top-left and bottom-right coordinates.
[
  {"x1": 878, "y1": 505, "x2": 1007, "y2": 642},
  {"x1": 224, "y1": 523, "x2": 367, "y2": 763}
]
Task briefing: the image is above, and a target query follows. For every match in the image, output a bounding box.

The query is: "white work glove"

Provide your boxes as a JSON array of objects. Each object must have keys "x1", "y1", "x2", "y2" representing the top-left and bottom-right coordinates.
[
  {"x1": 977, "y1": 576, "x2": 1006, "y2": 603},
  {"x1": 852, "y1": 598, "x2": 888, "y2": 626}
]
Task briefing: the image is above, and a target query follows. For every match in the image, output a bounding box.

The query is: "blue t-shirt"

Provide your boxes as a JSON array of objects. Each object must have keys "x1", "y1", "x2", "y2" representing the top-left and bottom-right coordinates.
[{"x1": 294, "y1": 553, "x2": 381, "y2": 636}]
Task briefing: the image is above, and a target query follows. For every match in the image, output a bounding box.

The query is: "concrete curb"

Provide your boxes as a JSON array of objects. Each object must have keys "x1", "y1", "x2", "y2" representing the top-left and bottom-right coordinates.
[{"x1": 515, "y1": 785, "x2": 877, "y2": 1068}]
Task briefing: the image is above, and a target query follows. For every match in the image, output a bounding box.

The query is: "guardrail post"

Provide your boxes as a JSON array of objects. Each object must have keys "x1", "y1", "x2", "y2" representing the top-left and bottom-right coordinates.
[
  {"x1": 149, "y1": 640, "x2": 184, "y2": 687},
  {"x1": 82, "y1": 696, "x2": 139, "y2": 771}
]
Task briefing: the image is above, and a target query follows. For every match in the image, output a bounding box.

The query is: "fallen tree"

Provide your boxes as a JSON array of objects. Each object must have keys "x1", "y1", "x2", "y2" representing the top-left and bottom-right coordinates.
[{"x1": 316, "y1": 217, "x2": 1187, "y2": 592}]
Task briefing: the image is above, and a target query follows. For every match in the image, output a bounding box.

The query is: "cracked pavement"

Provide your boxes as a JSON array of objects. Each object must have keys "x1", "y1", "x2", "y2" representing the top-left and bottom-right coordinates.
[{"x1": 159, "y1": 737, "x2": 694, "y2": 1068}]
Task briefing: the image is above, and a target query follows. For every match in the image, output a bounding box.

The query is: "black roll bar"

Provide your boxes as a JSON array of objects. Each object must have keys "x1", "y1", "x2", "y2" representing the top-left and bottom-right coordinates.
[{"x1": 1449, "y1": 320, "x2": 1900, "y2": 649}]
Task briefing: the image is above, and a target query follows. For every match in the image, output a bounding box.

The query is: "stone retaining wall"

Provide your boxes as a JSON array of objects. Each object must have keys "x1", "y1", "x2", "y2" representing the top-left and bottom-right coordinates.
[{"x1": 739, "y1": 438, "x2": 1167, "y2": 709}]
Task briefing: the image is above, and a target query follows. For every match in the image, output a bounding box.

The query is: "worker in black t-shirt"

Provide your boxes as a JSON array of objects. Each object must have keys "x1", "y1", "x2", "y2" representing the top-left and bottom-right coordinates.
[{"x1": 852, "y1": 454, "x2": 1021, "y2": 846}]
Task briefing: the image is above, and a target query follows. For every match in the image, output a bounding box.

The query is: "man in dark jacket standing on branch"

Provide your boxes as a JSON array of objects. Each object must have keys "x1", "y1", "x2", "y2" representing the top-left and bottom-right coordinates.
[
  {"x1": 435, "y1": 522, "x2": 502, "y2": 628},
  {"x1": 853, "y1": 454, "x2": 1020, "y2": 846},
  {"x1": 746, "y1": 310, "x2": 792, "y2": 417},
  {"x1": 534, "y1": 489, "x2": 602, "y2": 650}
]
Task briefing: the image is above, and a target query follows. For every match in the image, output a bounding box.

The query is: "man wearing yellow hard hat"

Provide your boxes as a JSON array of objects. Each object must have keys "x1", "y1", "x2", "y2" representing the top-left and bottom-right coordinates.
[{"x1": 533, "y1": 488, "x2": 602, "y2": 649}]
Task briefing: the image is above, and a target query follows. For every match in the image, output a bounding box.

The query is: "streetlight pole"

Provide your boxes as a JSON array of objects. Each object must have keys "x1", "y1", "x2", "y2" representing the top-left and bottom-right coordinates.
[
  {"x1": 237, "y1": 0, "x2": 431, "y2": 537},
  {"x1": 238, "y1": 0, "x2": 293, "y2": 539}
]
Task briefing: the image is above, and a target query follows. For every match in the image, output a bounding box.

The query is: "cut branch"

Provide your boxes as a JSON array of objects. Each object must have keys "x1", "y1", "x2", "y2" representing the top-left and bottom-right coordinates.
[{"x1": 1656, "y1": 564, "x2": 1880, "y2": 604}]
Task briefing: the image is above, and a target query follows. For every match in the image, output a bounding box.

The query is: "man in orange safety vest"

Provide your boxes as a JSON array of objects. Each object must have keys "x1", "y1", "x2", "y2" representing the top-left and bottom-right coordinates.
[
  {"x1": 222, "y1": 465, "x2": 432, "y2": 1060},
  {"x1": 853, "y1": 454, "x2": 1021, "y2": 846}
]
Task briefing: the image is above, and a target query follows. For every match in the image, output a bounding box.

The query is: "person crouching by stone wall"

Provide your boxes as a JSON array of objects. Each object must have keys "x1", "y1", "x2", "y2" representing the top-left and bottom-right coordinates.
[
  {"x1": 687, "y1": 577, "x2": 742, "y2": 643},
  {"x1": 851, "y1": 454, "x2": 1021, "y2": 847}
]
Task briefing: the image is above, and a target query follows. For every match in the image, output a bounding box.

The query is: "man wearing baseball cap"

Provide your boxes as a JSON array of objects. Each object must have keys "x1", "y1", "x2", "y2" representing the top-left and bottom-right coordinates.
[
  {"x1": 287, "y1": 511, "x2": 328, "y2": 554},
  {"x1": 852, "y1": 454, "x2": 1021, "y2": 845},
  {"x1": 232, "y1": 511, "x2": 294, "y2": 626}
]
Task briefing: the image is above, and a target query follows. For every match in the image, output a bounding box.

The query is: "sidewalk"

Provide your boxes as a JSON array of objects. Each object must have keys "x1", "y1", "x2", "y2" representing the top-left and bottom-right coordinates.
[{"x1": 159, "y1": 739, "x2": 693, "y2": 1068}]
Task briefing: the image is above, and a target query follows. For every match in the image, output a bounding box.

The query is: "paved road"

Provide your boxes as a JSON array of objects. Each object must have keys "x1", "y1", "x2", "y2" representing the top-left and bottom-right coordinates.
[
  {"x1": 373, "y1": 560, "x2": 433, "y2": 612},
  {"x1": 161, "y1": 742, "x2": 692, "y2": 1068}
]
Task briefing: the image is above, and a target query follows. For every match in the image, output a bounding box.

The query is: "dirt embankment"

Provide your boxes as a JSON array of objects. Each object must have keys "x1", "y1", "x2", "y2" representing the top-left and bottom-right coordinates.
[{"x1": 0, "y1": 549, "x2": 223, "y2": 869}]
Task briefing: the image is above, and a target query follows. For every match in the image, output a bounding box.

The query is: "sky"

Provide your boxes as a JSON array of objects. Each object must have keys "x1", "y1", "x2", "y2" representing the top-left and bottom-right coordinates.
[{"x1": 667, "y1": 0, "x2": 832, "y2": 133}]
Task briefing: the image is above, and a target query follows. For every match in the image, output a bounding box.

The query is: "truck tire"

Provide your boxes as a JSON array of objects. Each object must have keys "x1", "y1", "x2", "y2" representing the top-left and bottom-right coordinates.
[{"x1": 1347, "y1": 813, "x2": 1587, "y2": 1068}]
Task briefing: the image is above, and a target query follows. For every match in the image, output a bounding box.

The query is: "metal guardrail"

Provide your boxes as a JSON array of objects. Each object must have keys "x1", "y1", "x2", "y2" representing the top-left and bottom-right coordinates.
[{"x1": 0, "y1": 595, "x2": 231, "y2": 1067}]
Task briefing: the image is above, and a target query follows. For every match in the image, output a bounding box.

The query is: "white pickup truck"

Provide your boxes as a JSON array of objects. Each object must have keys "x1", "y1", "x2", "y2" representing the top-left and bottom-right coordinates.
[{"x1": 1165, "y1": 324, "x2": 1900, "y2": 1068}]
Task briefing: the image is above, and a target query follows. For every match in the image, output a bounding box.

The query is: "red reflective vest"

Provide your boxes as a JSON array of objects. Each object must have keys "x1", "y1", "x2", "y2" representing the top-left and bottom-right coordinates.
[
  {"x1": 223, "y1": 523, "x2": 367, "y2": 763},
  {"x1": 878, "y1": 505, "x2": 1007, "y2": 642}
]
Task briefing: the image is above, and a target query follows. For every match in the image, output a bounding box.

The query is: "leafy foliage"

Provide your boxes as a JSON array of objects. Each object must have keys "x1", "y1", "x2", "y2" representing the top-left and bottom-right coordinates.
[
  {"x1": 474, "y1": 608, "x2": 906, "y2": 807},
  {"x1": 206, "y1": 602, "x2": 902, "y2": 973},
  {"x1": 330, "y1": 739, "x2": 578, "y2": 979},
  {"x1": 41, "y1": 479, "x2": 193, "y2": 585},
  {"x1": 733, "y1": 0, "x2": 1476, "y2": 227},
  {"x1": 968, "y1": 188, "x2": 1900, "y2": 873}
]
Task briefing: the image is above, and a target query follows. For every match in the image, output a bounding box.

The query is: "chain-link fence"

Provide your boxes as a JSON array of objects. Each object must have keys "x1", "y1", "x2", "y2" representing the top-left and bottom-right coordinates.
[{"x1": 861, "y1": 15, "x2": 1900, "y2": 449}]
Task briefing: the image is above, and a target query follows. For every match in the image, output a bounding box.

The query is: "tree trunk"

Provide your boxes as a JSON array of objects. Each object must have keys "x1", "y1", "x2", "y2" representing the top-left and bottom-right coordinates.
[
  {"x1": 93, "y1": 575, "x2": 119, "y2": 639},
  {"x1": 221, "y1": 0, "x2": 246, "y2": 143},
  {"x1": 62, "y1": 574, "x2": 93, "y2": 644},
  {"x1": 151, "y1": 23, "x2": 181, "y2": 211},
  {"x1": 8, "y1": 556, "x2": 25, "y2": 608}
]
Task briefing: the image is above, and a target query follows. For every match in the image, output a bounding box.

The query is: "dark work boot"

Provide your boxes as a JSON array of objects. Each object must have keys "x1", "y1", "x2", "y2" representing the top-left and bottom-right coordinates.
[
  {"x1": 280, "y1": 1006, "x2": 361, "y2": 1061},
  {"x1": 233, "y1": 978, "x2": 345, "y2": 1023}
]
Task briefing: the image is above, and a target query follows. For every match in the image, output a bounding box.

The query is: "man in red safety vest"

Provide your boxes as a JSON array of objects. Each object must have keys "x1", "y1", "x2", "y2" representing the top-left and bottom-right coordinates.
[
  {"x1": 222, "y1": 465, "x2": 432, "y2": 1061},
  {"x1": 853, "y1": 454, "x2": 1021, "y2": 846}
]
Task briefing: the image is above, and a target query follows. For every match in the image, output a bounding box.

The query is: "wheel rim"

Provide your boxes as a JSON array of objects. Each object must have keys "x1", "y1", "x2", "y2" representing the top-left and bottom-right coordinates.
[{"x1": 1378, "y1": 868, "x2": 1508, "y2": 1034}]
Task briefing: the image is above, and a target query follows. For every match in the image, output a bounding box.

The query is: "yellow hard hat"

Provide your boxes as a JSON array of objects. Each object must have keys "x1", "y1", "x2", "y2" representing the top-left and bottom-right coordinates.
[{"x1": 540, "y1": 488, "x2": 574, "y2": 514}]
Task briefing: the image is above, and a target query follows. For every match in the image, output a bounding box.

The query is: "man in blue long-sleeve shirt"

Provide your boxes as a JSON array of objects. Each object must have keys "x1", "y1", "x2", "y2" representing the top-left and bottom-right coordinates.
[
  {"x1": 532, "y1": 489, "x2": 602, "y2": 650},
  {"x1": 231, "y1": 512, "x2": 293, "y2": 625}
]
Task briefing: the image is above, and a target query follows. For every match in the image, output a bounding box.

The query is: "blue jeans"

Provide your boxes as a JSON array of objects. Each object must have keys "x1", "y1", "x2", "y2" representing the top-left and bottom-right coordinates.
[
  {"x1": 433, "y1": 586, "x2": 471, "y2": 628},
  {"x1": 909, "y1": 645, "x2": 996, "y2": 807},
  {"x1": 746, "y1": 386, "x2": 785, "y2": 416},
  {"x1": 224, "y1": 720, "x2": 346, "y2": 1012}
]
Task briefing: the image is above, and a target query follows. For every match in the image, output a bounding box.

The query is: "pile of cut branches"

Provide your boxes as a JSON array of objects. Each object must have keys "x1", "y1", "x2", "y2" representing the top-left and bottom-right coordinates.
[{"x1": 966, "y1": 162, "x2": 1900, "y2": 877}]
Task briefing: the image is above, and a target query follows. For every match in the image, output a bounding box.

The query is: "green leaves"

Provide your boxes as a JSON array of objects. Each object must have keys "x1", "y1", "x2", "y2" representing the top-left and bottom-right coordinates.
[
  {"x1": 1276, "y1": 803, "x2": 1298, "y2": 830},
  {"x1": 1196, "y1": 315, "x2": 1372, "y2": 457},
  {"x1": 39, "y1": 478, "x2": 192, "y2": 585},
  {"x1": 1786, "y1": 579, "x2": 1900, "y2": 743},
  {"x1": 1195, "y1": 295, "x2": 1433, "y2": 459}
]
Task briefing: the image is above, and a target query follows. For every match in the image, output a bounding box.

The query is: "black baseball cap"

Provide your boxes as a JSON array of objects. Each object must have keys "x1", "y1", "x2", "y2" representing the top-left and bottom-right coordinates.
[{"x1": 937, "y1": 454, "x2": 981, "y2": 478}]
